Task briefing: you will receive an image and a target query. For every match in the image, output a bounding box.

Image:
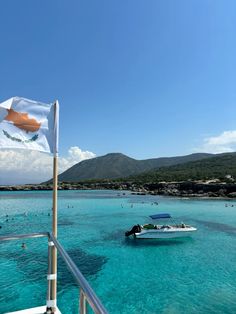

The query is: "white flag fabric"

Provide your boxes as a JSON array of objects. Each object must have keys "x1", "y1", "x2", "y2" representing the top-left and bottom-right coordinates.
[{"x1": 0, "y1": 97, "x2": 59, "y2": 154}]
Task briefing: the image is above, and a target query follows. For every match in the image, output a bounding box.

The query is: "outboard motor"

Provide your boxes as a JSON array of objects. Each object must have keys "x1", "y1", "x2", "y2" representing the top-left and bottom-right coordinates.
[{"x1": 125, "y1": 224, "x2": 141, "y2": 237}]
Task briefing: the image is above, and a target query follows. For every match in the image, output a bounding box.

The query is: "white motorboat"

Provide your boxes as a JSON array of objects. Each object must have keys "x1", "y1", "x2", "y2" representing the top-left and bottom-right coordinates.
[{"x1": 125, "y1": 213, "x2": 197, "y2": 239}]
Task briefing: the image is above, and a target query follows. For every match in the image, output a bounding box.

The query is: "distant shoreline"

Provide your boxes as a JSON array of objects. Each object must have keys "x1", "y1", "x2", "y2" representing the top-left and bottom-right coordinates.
[{"x1": 1, "y1": 181, "x2": 236, "y2": 198}]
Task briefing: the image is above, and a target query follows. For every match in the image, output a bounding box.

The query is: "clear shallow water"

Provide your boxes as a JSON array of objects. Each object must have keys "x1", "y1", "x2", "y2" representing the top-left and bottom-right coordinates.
[{"x1": 1, "y1": 190, "x2": 236, "y2": 314}]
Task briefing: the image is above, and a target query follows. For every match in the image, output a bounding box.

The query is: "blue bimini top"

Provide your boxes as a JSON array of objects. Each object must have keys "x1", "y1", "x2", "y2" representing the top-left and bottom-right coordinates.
[{"x1": 149, "y1": 213, "x2": 171, "y2": 219}]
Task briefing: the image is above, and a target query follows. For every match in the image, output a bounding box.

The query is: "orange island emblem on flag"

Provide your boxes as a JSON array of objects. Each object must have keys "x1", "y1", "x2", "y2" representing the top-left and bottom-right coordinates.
[{"x1": 4, "y1": 108, "x2": 41, "y2": 133}]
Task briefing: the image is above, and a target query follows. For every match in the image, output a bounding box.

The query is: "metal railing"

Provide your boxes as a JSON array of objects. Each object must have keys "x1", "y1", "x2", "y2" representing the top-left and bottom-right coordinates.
[{"x1": 0, "y1": 232, "x2": 108, "y2": 314}]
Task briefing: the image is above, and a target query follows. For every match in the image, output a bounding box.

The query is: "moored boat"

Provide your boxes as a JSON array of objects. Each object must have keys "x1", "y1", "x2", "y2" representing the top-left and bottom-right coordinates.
[{"x1": 125, "y1": 213, "x2": 197, "y2": 239}]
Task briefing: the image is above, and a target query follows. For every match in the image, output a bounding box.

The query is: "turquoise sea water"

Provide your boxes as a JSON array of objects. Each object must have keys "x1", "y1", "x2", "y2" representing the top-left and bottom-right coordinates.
[{"x1": 1, "y1": 190, "x2": 236, "y2": 314}]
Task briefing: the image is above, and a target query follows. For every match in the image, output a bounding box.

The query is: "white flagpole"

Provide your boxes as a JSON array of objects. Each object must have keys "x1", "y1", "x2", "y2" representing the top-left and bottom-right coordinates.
[{"x1": 51, "y1": 101, "x2": 59, "y2": 313}]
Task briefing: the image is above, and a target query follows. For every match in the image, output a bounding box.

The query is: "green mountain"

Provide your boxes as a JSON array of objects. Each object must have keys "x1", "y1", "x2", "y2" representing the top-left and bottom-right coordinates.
[
  {"x1": 56, "y1": 152, "x2": 213, "y2": 182},
  {"x1": 128, "y1": 152, "x2": 236, "y2": 183}
]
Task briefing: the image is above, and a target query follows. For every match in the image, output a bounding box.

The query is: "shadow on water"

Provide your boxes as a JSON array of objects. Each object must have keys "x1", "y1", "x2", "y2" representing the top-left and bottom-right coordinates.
[
  {"x1": 59, "y1": 248, "x2": 108, "y2": 284},
  {"x1": 58, "y1": 219, "x2": 74, "y2": 226},
  {"x1": 2, "y1": 247, "x2": 107, "y2": 289},
  {"x1": 124, "y1": 237, "x2": 194, "y2": 247},
  {"x1": 193, "y1": 219, "x2": 236, "y2": 236},
  {"x1": 0, "y1": 247, "x2": 107, "y2": 308}
]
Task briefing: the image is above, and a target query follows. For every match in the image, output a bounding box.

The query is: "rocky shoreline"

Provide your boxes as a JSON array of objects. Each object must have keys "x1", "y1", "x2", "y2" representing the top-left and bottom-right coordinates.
[{"x1": 1, "y1": 181, "x2": 236, "y2": 198}]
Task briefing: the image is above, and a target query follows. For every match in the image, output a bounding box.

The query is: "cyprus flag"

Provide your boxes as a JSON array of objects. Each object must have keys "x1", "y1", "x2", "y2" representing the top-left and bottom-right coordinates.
[{"x1": 0, "y1": 97, "x2": 59, "y2": 154}]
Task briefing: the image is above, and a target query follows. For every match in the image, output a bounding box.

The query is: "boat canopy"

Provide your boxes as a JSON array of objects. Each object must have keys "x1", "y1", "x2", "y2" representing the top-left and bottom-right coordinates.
[{"x1": 150, "y1": 213, "x2": 171, "y2": 219}]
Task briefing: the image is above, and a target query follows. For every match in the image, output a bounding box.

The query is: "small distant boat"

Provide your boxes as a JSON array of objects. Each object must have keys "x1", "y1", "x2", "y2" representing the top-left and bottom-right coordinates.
[{"x1": 125, "y1": 213, "x2": 197, "y2": 239}]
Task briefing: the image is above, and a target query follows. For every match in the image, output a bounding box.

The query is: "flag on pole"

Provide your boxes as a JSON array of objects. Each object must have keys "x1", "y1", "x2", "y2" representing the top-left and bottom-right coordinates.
[{"x1": 0, "y1": 97, "x2": 59, "y2": 154}]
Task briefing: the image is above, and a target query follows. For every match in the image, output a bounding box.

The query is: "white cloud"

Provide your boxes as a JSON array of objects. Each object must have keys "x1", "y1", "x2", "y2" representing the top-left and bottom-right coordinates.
[
  {"x1": 59, "y1": 147, "x2": 96, "y2": 173},
  {"x1": 0, "y1": 146, "x2": 96, "y2": 185},
  {"x1": 196, "y1": 130, "x2": 236, "y2": 154}
]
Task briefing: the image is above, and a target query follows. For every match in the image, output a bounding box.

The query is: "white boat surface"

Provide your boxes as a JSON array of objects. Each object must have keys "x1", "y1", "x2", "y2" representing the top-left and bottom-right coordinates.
[
  {"x1": 5, "y1": 306, "x2": 61, "y2": 314},
  {"x1": 125, "y1": 213, "x2": 197, "y2": 239}
]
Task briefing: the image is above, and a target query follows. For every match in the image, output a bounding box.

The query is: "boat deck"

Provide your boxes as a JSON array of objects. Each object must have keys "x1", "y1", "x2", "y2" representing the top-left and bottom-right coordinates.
[{"x1": 5, "y1": 306, "x2": 61, "y2": 314}]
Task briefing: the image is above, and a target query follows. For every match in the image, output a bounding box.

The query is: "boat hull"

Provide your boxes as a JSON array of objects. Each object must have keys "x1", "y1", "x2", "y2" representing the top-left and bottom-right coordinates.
[{"x1": 135, "y1": 227, "x2": 197, "y2": 239}]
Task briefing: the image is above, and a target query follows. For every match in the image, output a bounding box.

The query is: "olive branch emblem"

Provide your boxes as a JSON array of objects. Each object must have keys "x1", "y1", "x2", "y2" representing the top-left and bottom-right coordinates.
[{"x1": 3, "y1": 130, "x2": 39, "y2": 143}]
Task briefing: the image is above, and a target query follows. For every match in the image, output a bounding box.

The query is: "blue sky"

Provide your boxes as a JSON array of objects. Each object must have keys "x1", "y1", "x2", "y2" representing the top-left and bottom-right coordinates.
[{"x1": 0, "y1": 0, "x2": 236, "y2": 183}]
